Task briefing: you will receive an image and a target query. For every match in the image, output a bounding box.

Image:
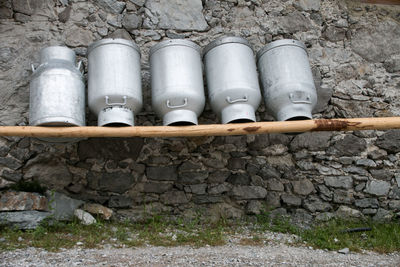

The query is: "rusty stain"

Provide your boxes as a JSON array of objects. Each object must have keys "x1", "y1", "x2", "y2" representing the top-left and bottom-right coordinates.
[
  {"x1": 313, "y1": 120, "x2": 362, "y2": 131},
  {"x1": 243, "y1": 126, "x2": 261, "y2": 132},
  {"x1": 227, "y1": 128, "x2": 235, "y2": 132}
]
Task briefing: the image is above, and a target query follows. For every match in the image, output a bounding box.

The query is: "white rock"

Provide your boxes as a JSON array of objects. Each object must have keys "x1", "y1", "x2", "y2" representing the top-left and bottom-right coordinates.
[{"x1": 74, "y1": 209, "x2": 96, "y2": 225}]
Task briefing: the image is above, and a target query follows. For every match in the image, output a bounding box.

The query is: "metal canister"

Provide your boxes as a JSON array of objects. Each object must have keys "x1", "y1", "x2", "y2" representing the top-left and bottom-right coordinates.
[
  {"x1": 29, "y1": 46, "x2": 85, "y2": 142},
  {"x1": 88, "y1": 38, "x2": 142, "y2": 126},
  {"x1": 257, "y1": 39, "x2": 317, "y2": 121},
  {"x1": 204, "y1": 36, "x2": 261, "y2": 124},
  {"x1": 150, "y1": 39, "x2": 205, "y2": 126}
]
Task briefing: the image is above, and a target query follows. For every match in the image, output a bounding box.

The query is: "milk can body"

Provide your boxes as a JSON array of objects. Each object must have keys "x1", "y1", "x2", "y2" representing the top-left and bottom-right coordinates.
[
  {"x1": 204, "y1": 36, "x2": 261, "y2": 124},
  {"x1": 29, "y1": 46, "x2": 85, "y2": 142},
  {"x1": 150, "y1": 39, "x2": 205, "y2": 126},
  {"x1": 88, "y1": 38, "x2": 142, "y2": 126},
  {"x1": 257, "y1": 39, "x2": 317, "y2": 121}
]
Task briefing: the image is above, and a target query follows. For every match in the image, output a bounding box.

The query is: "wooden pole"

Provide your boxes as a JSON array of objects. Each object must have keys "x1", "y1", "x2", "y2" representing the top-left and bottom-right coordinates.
[{"x1": 0, "y1": 117, "x2": 400, "y2": 138}]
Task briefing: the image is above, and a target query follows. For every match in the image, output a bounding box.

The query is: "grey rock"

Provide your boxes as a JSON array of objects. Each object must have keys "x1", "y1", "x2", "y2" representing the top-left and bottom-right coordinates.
[
  {"x1": 64, "y1": 25, "x2": 94, "y2": 47},
  {"x1": 227, "y1": 173, "x2": 250, "y2": 185},
  {"x1": 160, "y1": 191, "x2": 189, "y2": 205},
  {"x1": 246, "y1": 200, "x2": 262, "y2": 215},
  {"x1": 333, "y1": 189, "x2": 354, "y2": 204},
  {"x1": 267, "y1": 178, "x2": 284, "y2": 192},
  {"x1": 294, "y1": 0, "x2": 320, "y2": 11},
  {"x1": 188, "y1": 184, "x2": 207, "y2": 195},
  {"x1": 266, "y1": 192, "x2": 281, "y2": 208},
  {"x1": 322, "y1": 26, "x2": 346, "y2": 42},
  {"x1": 376, "y1": 130, "x2": 400, "y2": 153},
  {"x1": 122, "y1": 13, "x2": 142, "y2": 31},
  {"x1": 324, "y1": 176, "x2": 353, "y2": 189},
  {"x1": 0, "y1": 169, "x2": 22, "y2": 182},
  {"x1": 94, "y1": 0, "x2": 126, "y2": 14},
  {"x1": 142, "y1": 182, "x2": 172, "y2": 193},
  {"x1": 0, "y1": 178, "x2": 14, "y2": 189},
  {"x1": 368, "y1": 149, "x2": 387, "y2": 160},
  {"x1": 74, "y1": 209, "x2": 96, "y2": 225},
  {"x1": 343, "y1": 166, "x2": 368, "y2": 176},
  {"x1": 12, "y1": 0, "x2": 54, "y2": 16},
  {"x1": 362, "y1": 208, "x2": 377, "y2": 215},
  {"x1": 179, "y1": 171, "x2": 208, "y2": 184},
  {"x1": 384, "y1": 54, "x2": 400, "y2": 73},
  {"x1": 351, "y1": 20, "x2": 400, "y2": 62},
  {"x1": 107, "y1": 29, "x2": 133, "y2": 40},
  {"x1": 303, "y1": 196, "x2": 332, "y2": 212},
  {"x1": 145, "y1": 0, "x2": 208, "y2": 31},
  {"x1": 87, "y1": 171, "x2": 134, "y2": 194},
  {"x1": 364, "y1": 180, "x2": 391, "y2": 196},
  {"x1": 356, "y1": 158, "x2": 376, "y2": 168},
  {"x1": 388, "y1": 200, "x2": 400, "y2": 210},
  {"x1": 109, "y1": 196, "x2": 132, "y2": 208},
  {"x1": 281, "y1": 194, "x2": 302, "y2": 207},
  {"x1": 227, "y1": 158, "x2": 247, "y2": 170},
  {"x1": 372, "y1": 208, "x2": 393, "y2": 222},
  {"x1": 313, "y1": 69, "x2": 332, "y2": 113},
  {"x1": 292, "y1": 179, "x2": 314, "y2": 195},
  {"x1": 231, "y1": 186, "x2": 267, "y2": 200},
  {"x1": 14, "y1": 12, "x2": 30, "y2": 23},
  {"x1": 107, "y1": 13, "x2": 123, "y2": 27},
  {"x1": 24, "y1": 159, "x2": 72, "y2": 191},
  {"x1": 58, "y1": 5, "x2": 71, "y2": 23},
  {"x1": 0, "y1": 156, "x2": 22, "y2": 171},
  {"x1": 336, "y1": 205, "x2": 363, "y2": 219},
  {"x1": 249, "y1": 134, "x2": 291, "y2": 150},
  {"x1": 333, "y1": 135, "x2": 367, "y2": 156},
  {"x1": 258, "y1": 165, "x2": 281, "y2": 179},
  {"x1": 146, "y1": 166, "x2": 177, "y2": 181},
  {"x1": 192, "y1": 195, "x2": 222, "y2": 204},
  {"x1": 290, "y1": 132, "x2": 332, "y2": 152},
  {"x1": 0, "y1": 211, "x2": 51, "y2": 230},
  {"x1": 208, "y1": 183, "x2": 231, "y2": 195},
  {"x1": 369, "y1": 169, "x2": 392, "y2": 181},
  {"x1": 354, "y1": 198, "x2": 379, "y2": 209},
  {"x1": 315, "y1": 212, "x2": 335, "y2": 222},
  {"x1": 0, "y1": 5, "x2": 13, "y2": 19},
  {"x1": 338, "y1": 248, "x2": 349, "y2": 255},
  {"x1": 279, "y1": 11, "x2": 313, "y2": 33},
  {"x1": 179, "y1": 161, "x2": 202, "y2": 172},
  {"x1": 207, "y1": 171, "x2": 230, "y2": 183},
  {"x1": 46, "y1": 192, "x2": 84, "y2": 221},
  {"x1": 129, "y1": 0, "x2": 145, "y2": 6}
]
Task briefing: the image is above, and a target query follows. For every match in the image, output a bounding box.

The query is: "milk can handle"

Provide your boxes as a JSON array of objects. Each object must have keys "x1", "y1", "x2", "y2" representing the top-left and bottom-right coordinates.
[
  {"x1": 226, "y1": 95, "x2": 248, "y2": 104},
  {"x1": 289, "y1": 92, "x2": 312, "y2": 104},
  {"x1": 167, "y1": 98, "x2": 188, "y2": 109},
  {"x1": 76, "y1": 60, "x2": 84, "y2": 73},
  {"x1": 105, "y1": 96, "x2": 127, "y2": 106}
]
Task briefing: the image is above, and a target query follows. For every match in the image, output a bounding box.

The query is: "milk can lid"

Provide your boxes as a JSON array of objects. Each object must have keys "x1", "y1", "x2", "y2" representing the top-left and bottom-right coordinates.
[
  {"x1": 150, "y1": 39, "x2": 201, "y2": 56},
  {"x1": 88, "y1": 38, "x2": 141, "y2": 56},
  {"x1": 202, "y1": 36, "x2": 253, "y2": 57},
  {"x1": 256, "y1": 39, "x2": 307, "y2": 61}
]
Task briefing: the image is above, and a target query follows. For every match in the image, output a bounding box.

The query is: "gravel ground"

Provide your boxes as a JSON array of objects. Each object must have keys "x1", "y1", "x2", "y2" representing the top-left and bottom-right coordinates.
[{"x1": 2, "y1": 243, "x2": 400, "y2": 267}]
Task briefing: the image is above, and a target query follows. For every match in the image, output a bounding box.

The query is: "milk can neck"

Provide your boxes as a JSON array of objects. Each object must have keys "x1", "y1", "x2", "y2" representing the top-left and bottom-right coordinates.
[{"x1": 40, "y1": 46, "x2": 76, "y2": 64}]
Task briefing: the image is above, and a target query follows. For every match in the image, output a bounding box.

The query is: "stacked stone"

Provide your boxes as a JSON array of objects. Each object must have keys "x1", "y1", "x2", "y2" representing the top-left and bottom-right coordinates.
[{"x1": 0, "y1": 0, "x2": 400, "y2": 227}]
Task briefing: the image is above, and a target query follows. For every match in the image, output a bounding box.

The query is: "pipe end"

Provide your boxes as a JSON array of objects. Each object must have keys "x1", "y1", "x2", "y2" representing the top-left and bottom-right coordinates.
[
  {"x1": 221, "y1": 104, "x2": 256, "y2": 124},
  {"x1": 98, "y1": 107, "x2": 134, "y2": 126},
  {"x1": 163, "y1": 109, "x2": 198, "y2": 126}
]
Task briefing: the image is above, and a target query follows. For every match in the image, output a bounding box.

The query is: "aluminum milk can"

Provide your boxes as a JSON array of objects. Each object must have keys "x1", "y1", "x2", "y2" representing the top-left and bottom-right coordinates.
[
  {"x1": 204, "y1": 36, "x2": 262, "y2": 124},
  {"x1": 150, "y1": 39, "x2": 205, "y2": 126},
  {"x1": 29, "y1": 46, "x2": 85, "y2": 142},
  {"x1": 88, "y1": 38, "x2": 142, "y2": 126},
  {"x1": 257, "y1": 39, "x2": 318, "y2": 121}
]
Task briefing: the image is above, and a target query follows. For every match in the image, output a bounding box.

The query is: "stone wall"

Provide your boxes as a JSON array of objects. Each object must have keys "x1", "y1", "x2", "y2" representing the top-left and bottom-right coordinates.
[{"x1": 1, "y1": 0, "x2": 400, "y2": 224}]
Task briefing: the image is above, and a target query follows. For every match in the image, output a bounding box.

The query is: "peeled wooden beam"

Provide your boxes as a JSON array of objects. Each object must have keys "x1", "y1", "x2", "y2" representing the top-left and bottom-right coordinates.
[{"x1": 0, "y1": 117, "x2": 400, "y2": 138}]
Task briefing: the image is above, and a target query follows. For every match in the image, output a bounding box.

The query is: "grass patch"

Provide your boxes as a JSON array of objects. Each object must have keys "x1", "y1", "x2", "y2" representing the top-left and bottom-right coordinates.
[{"x1": 1, "y1": 213, "x2": 399, "y2": 253}]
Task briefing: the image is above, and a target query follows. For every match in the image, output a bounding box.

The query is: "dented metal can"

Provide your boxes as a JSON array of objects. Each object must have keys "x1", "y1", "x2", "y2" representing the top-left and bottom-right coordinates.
[
  {"x1": 257, "y1": 39, "x2": 317, "y2": 121},
  {"x1": 204, "y1": 36, "x2": 261, "y2": 124},
  {"x1": 29, "y1": 46, "x2": 85, "y2": 142},
  {"x1": 150, "y1": 39, "x2": 205, "y2": 126}
]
